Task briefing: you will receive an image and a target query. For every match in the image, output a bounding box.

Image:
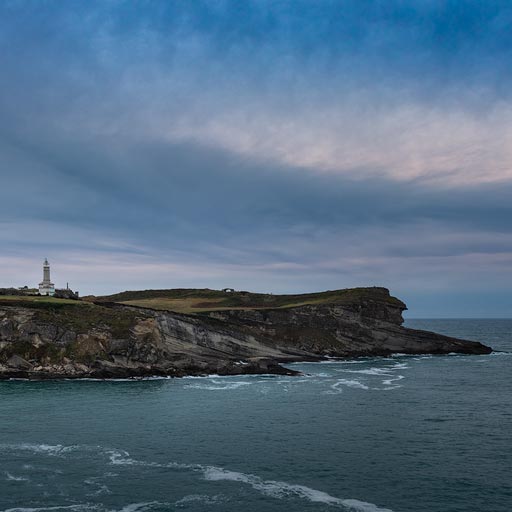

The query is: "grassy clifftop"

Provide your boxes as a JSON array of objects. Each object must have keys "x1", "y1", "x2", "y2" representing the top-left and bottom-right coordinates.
[{"x1": 92, "y1": 287, "x2": 406, "y2": 314}]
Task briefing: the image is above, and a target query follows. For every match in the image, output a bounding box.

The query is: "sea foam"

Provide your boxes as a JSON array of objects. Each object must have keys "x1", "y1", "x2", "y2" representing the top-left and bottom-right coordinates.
[
  {"x1": 107, "y1": 447, "x2": 394, "y2": 511},
  {"x1": 2, "y1": 506, "x2": 96, "y2": 512},
  {"x1": 4, "y1": 472, "x2": 29, "y2": 482},
  {"x1": 183, "y1": 380, "x2": 252, "y2": 391},
  {"x1": 326, "y1": 379, "x2": 370, "y2": 394},
  {"x1": 202, "y1": 466, "x2": 394, "y2": 511},
  {"x1": 3, "y1": 443, "x2": 394, "y2": 512}
]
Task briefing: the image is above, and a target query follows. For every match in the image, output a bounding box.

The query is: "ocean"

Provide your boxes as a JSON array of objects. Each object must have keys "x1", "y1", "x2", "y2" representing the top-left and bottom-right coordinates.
[{"x1": 1, "y1": 319, "x2": 511, "y2": 512}]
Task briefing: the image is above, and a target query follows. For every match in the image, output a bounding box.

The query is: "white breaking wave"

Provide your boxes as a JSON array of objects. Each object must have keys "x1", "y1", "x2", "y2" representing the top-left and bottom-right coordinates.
[
  {"x1": 1, "y1": 504, "x2": 171, "y2": 512},
  {"x1": 381, "y1": 376, "x2": 405, "y2": 386},
  {"x1": 326, "y1": 379, "x2": 370, "y2": 394},
  {"x1": 107, "y1": 449, "x2": 198, "y2": 473},
  {"x1": 183, "y1": 381, "x2": 252, "y2": 390},
  {"x1": 181, "y1": 374, "x2": 222, "y2": 379},
  {"x1": 107, "y1": 447, "x2": 393, "y2": 511},
  {"x1": 336, "y1": 379, "x2": 369, "y2": 390},
  {"x1": 2, "y1": 506, "x2": 97, "y2": 512},
  {"x1": 3, "y1": 443, "x2": 394, "y2": 511},
  {"x1": 116, "y1": 503, "x2": 163, "y2": 512},
  {"x1": 339, "y1": 368, "x2": 393, "y2": 376},
  {"x1": 4, "y1": 472, "x2": 29, "y2": 482},
  {"x1": 323, "y1": 361, "x2": 409, "y2": 391},
  {"x1": 202, "y1": 467, "x2": 394, "y2": 511},
  {"x1": 0, "y1": 444, "x2": 82, "y2": 457},
  {"x1": 338, "y1": 361, "x2": 408, "y2": 377},
  {"x1": 107, "y1": 449, "x2": 154, "y2": 467}
]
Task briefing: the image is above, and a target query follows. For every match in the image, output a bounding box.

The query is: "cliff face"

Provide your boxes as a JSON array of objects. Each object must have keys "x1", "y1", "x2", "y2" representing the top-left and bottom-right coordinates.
[
  {"x1": 0, "y1": 303, "x2": 304, "y2": 379},
  {"x1": 205, "y1": 302, "x2": 487, "y2": 357},
  {"x1": 0, "y1": 290, "x2": 492, "y2": 379}
]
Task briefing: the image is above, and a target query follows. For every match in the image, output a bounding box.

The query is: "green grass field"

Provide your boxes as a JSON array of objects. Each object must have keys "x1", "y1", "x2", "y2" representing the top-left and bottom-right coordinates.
[
  {"x1": 0, "y1": 287, "x2": 405, "y2": 316},
  {"x1": 93, "y1": 287, "x2": 405, "y2": 314}
]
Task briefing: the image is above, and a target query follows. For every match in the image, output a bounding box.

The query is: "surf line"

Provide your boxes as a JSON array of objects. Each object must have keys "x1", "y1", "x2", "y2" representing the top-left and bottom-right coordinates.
[{"x1": 108, "y1": 449, "x2": 394, "y2": 511}]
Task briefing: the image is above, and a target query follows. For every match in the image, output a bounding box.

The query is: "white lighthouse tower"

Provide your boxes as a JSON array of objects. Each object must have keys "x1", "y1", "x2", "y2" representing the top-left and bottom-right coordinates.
[{"x1": 39, "y1": 259, "x2": 55, "y2": 296}]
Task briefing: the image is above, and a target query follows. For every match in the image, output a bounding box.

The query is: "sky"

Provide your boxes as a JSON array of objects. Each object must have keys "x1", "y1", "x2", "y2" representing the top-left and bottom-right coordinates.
[{"x1": 1, "y1": 0, "x2": 511, "y2": 317}]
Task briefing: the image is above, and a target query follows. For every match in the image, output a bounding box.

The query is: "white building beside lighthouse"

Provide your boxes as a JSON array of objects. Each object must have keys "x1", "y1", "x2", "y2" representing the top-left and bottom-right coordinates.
[{"x1": 38, "y1": 259, "x2": 55, "y2": 296}]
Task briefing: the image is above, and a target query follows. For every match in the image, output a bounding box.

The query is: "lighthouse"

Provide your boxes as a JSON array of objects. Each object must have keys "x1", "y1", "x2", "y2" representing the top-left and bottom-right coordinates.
[{"x1": 38, "y1": 259, "x2": 55, "y2": 296}]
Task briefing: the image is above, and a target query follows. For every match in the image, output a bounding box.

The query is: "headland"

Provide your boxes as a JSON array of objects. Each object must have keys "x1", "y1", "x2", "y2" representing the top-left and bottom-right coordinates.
[{"x1": 0, "y1": 287, "x2": 492, "y2": 379}]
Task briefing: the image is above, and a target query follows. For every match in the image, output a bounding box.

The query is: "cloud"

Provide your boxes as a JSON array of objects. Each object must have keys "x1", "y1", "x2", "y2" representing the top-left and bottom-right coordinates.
[
  {"x1": 0, "y1": 1, "x2": 511, "y2": 315},
  {"x1": 165, "y1": 99, "x2": 512, "y2": 185},
  {"x1": 3, "y1": 1, "x2": 512, "y2": 186}
]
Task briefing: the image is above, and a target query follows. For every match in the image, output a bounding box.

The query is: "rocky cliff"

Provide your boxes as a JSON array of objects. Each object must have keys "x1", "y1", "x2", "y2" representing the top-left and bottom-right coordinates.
[{"x1": 0, "y1": 289, "x2": 492, "y2": 379}]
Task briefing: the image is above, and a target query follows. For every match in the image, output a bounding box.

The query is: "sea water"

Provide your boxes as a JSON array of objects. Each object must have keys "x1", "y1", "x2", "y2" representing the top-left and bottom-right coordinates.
[{"x1": 1, "y1": 319, "x2": 511, "y2": 512}]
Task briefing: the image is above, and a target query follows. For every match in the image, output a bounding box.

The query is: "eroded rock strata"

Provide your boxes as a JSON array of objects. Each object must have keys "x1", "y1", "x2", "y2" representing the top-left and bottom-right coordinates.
[{"x1": 0, "y1": 288, "x2": 491, "y2": 379}]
